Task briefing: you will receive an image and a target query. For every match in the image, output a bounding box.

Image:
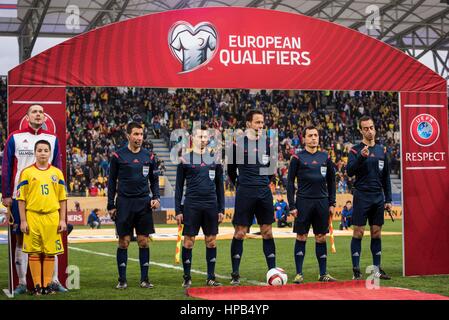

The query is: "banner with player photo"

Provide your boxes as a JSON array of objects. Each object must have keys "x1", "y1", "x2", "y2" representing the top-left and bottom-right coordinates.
[{"x1": 6, "y1": 86, "x2": 67, "y2": 293}]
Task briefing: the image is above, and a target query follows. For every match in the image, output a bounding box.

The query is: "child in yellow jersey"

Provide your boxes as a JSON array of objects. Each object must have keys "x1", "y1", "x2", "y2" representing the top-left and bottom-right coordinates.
[{"x1": 17, "y1": 140, "x2": 67, "y2": 295}]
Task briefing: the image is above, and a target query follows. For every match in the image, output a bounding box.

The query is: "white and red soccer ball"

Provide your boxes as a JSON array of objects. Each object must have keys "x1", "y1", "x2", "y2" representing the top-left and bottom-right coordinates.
[{"x1": 266, "y1": 267, "x2": 288, "y2": 286}]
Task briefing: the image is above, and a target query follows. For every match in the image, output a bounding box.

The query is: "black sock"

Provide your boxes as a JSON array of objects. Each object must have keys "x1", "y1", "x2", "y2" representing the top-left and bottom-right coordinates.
[
  {"x1": 182, "y1": 247, "x2": 192, "y2": 276},
  {"x1": 116, "y1": 248, "x2": 127, "y2": 282},
  {"x1": 230, "y1": 237, "x2": 243, "y2": 274},
  {"x1": 316, "y1": 242, "x2": 327, "y2": 276},
  {"x1": 206, "y1": 247, "x2": 217, "y2": 280},
  {"x1": 294, "y1": 240, "x2": 306, "y2": 274},
  {"x1": 139, "y1": 247, "x2": 150, "y2": 282},
  {"x1": 263, "y1": 238, "x2": 276, "y2": 270},
  {"x1": 351, "y1": 237, "x2": 362, "y2": 268},
  {"x1": 371, "y1": 238, "x2": 382, "y2": 267}
]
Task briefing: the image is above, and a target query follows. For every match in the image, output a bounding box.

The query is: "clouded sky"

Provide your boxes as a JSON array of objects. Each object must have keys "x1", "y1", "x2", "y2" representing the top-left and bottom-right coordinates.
[{"x1": 0, "y1": 37, "x2": 67, "y2": 75}]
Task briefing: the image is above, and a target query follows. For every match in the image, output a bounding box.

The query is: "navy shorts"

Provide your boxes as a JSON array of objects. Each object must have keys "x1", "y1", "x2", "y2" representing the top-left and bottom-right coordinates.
[
  {"x1": 233, "y1": 186, "x2": 274, "y2": 226},
  {"x1": 182, "y1": 199, "x2": 219, "y2": 236},
  {"x1": 294, "y1": 198, "x2": 329, "y2": 235},
  {"x1": 115, "y1": 196, "x2": 155, "y2": 237},
  {"x1": 11, "y1": 199, "x2": 21, "y2": 235},
  {"x1": 352, "y1": 190, "x2": 385, "y2": 226}
]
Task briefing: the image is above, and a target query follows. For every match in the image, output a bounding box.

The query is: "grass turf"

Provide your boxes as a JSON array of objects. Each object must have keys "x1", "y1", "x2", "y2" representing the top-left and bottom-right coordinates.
[{"x1": 1, "y1": 220, "x2": 448, "y2": 300}]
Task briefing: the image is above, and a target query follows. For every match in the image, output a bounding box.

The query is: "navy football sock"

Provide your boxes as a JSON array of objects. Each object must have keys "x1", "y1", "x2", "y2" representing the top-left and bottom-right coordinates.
[
  {"x1": 371, "y1": 238, "x2": 382, "y2": 267},
  {"x1": 316, "y1": 242, "x2": 327, "y2": 276},
  {"x1": 294, "y1": 240, "x2": 306, "y2": 274},
  {"x1": 116, "y1": 248, "x2": 128, "y2": 282},
  {"x1": 182, "y1": 247, "x2": 192, "y2": 276},
  {"x1": 139, "y1": 247, "x2": 150, "y2": 282},
  {"x1": 351, "y1": 237, "x2": 362, "y2": 268},
  {"x1": 230, "y1": 238, "x2": 243, "y2": 274},
  {"x1": 263, "y1": 238, "x2": 276, "y2": 270},
  {"x1": 206, "y1": 247, "x2": 217, "y2": 280}
]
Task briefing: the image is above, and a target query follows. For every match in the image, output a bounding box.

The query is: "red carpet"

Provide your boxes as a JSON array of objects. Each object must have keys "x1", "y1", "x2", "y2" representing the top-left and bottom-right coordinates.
[{"x1": 187, "y1": 280, "x2": 449, "y2": 300}]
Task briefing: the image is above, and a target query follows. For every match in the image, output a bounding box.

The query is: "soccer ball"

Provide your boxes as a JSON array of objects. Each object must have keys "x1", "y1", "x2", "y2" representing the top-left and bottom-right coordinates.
[{"x1": 266, "y1": 267, "x2": 288, "y2": 286}]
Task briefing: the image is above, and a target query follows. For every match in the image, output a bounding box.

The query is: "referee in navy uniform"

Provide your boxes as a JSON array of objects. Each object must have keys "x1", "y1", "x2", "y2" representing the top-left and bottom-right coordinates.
[
  {"x1": 175, "y1": 125, "x2": 225, "y2": 288},
  {"x1": 107, "y1": 121, "x2": 160, "y2": 289},
  {"x1": 347, "y1": 115, "x2": 392, "y2": 281},
  {"x1": 287, "y1": 126, "x2": 337, "y2": 284},
  {"x1": 227, "y1": 109, "x2": 277, "y2": 285}
]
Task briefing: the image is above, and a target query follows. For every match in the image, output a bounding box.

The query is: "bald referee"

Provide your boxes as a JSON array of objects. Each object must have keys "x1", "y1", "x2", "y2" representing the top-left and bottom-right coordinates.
[{"x1": 347, "y1": 116, "x2": 392, "y2": 281}]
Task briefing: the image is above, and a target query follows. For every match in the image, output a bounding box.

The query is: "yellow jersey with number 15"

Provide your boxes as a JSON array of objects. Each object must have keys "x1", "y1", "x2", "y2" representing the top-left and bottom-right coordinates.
[{"x1": 16, "y1": 164, "x2": 67, "y2": 213}]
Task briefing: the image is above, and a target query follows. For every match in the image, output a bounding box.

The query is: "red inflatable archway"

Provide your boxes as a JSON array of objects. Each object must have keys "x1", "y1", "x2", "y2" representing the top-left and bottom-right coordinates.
[{"x1": 6, "y1": 8, "x2": 448, "y2": 289}]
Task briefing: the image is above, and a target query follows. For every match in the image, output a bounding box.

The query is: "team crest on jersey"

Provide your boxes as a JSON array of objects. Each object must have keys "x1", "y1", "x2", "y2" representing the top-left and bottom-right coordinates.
[
  {"x1": 320, "y1": 166, "x2": 327, "y2": 177},
  {"x1": 378, "y1": 160, "x2": 384, "y2": 171},
  {"x1": 410, "y1": 114, "x2": 440, "y2": 147},
  {"x1": 51, "y1": 175, "x2": 58, "y2": 183},
  {"x1": 142, "y1": 166, "x2": 150, "y2": 177},
  {"x1": 262, "y1": 154, "x2": 270, "y2": 165},
  {"x1": 209, "y1": 169, "x2": 216, "y2": 181}
]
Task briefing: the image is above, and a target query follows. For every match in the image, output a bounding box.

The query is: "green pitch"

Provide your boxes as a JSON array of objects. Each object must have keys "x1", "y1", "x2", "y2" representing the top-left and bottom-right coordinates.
[{"x1": 1, "y1": 220, "x2": 448, "y2": 300}]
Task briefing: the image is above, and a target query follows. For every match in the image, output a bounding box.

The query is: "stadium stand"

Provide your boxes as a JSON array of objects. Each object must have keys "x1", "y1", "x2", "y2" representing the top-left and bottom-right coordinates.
[{"x1": 0, "y1": 81, "x2": 401, "y2": 197}]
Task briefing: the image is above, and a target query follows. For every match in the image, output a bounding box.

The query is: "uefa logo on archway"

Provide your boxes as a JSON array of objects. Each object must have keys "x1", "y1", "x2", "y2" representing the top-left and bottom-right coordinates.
[
  {"x1": 19, "y1": 113, "x2": 56, "y2": 134},
  {"x1": 168, "y1": 21, "x2": 218, "y2": 73},
  {"x1": 409, "y1": 113, "x2": 440, "y2": 147}
]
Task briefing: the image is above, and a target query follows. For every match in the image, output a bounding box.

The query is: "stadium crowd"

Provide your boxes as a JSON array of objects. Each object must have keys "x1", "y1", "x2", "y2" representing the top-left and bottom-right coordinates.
[{"x1": 0, "y1": 79, "x2": 401, "y2": 196}]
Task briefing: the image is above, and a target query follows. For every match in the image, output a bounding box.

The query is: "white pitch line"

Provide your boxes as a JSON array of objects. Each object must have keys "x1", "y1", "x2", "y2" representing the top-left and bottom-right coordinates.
[
  {"x1": 2, "y1": 289, "x2": 13, "y2": 298},
  {"x1": 68, "y1": 246, "x2": 265, "y2": 286}
]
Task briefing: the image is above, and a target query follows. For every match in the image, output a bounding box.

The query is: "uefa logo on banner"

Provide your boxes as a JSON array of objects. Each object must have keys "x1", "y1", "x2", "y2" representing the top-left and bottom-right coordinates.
[
  {"x1": 409, "y1": 113, "x2": 440, "y2": 147},
  {"x1": 19, "y1": 113, "x2": 57, "y2": 134},
  {"x1": 168, "y1": 21, "x2": 218, "y2": 73}
]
